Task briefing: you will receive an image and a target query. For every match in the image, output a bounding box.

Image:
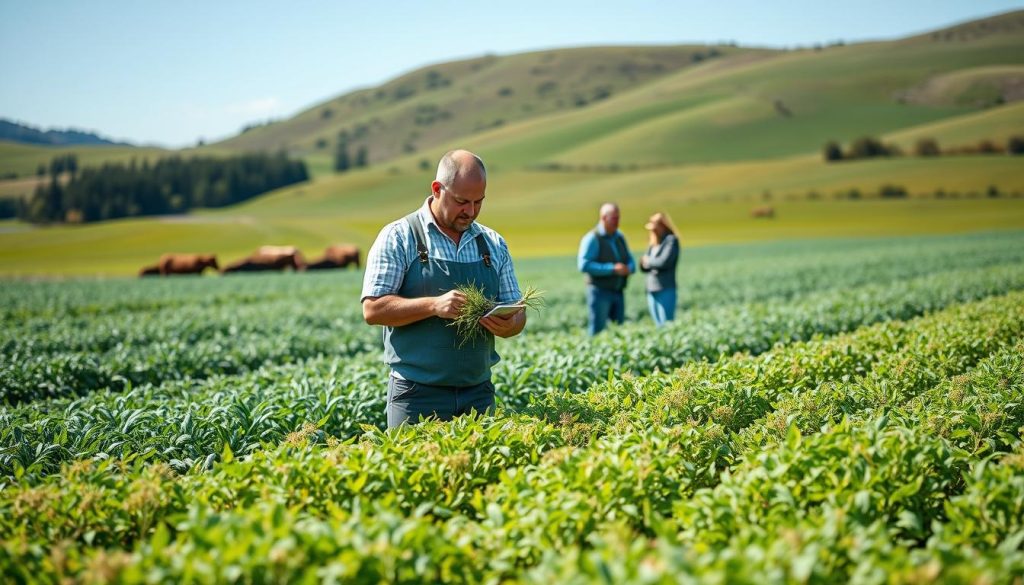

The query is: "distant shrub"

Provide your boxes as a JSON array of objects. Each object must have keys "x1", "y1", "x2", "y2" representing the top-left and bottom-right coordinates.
[
  {"x1": 393, "y1": 86, "x2": 416, "y2": 101},
  {"x1": 822, "y1": 141, "x2": 843, "y2": 162},
  {"x1": 1008, "y1": 135, "x2": 1024, "y2": 155},
  {"x1": 879, "y1": 184, "x2": 908, "y2": 199},
  {"x1": 0, "y1": 198, "x2": 18, "y2": 219},
  {"x1": 914, "y1": 137, "x2": 941, "y2": 157},
  {"x1": 976, "y1": 139, "x2": 1002, "y2": 154},
  {"x1": 848, "y1": 136, "x2": 893, "y2": 159},
  {"x1": 315, "y1": 138, "x2": 328, "y2": 150},
  {"x1": 425, "y1": 70, "x2": 450, "y2": 90},
  {"x1": 497, "y1": 87, "x2": 514, "y2": 97},
  {"x1": 320, "y1": 108, "x2": 333, "y2": 119},
  {"x1": 419, "y1": 159, "x2": 430, "y2": 171}
]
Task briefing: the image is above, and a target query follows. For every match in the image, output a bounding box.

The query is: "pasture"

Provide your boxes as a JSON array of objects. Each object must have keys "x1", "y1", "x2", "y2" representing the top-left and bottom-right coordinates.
[
  {"x1": 2, "y1": 230, "x2": 1023, "y2": 582},
  {"x1": 2, "y1": 153, "x2": 1023, "y2": 276}
]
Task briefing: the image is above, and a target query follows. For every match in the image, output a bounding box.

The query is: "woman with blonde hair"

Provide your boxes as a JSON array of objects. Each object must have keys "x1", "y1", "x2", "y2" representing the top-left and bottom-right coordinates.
[{"x1": 639, "y1": 211, "x2": 680, "y2": 326}]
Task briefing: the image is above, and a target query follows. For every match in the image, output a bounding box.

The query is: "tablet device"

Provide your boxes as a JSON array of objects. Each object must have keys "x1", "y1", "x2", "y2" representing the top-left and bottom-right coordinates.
[{"x1": 483, "y1": 303, "x2": 526, "y2": 318}]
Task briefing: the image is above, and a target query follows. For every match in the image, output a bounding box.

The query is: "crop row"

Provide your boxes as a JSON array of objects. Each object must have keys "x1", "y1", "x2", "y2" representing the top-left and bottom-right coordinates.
[
  {"x1": 2, "y1": 356, "x2": 1020, "y2": 582},
  {"x1": 4, "y1": 234, "x2": 1023, "y2": 406},
  {"x1": 1, "y1": 292, "x2": 1022, "y2": 581},
  {"x1": 495, "y1": 262, "x2": 1024, "y2": 407},
  {"x1": 5, "y1": 231, "x2": 1020, "y2": 325},
  {"x1": 4, "y1": 266, "x2": 1023, "y2": 480},
  {"x1": 519, "y1": 230, "x2": 1024, "y2": 328}
]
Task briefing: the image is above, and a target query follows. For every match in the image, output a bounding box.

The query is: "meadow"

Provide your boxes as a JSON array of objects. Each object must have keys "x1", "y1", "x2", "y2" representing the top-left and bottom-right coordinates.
[{"x1": 1, "y1": 230, "x2": 1023, "y2": 582}]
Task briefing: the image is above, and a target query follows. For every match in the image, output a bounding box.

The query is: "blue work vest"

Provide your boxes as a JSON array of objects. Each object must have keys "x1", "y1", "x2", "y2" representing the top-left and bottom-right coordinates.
[{"x1": 382, "y1": 212, "x2": 501, "y2": 386}]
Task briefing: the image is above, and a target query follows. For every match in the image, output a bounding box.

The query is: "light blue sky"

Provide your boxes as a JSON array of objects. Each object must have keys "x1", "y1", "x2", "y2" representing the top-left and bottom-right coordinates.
[{"x1": 1, "y1": 0, "x2": 1021, "y2": 148}]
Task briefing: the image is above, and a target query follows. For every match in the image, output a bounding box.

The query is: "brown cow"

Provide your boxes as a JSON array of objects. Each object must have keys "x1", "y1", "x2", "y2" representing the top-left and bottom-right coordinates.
[
  {"x1": 257, "y1": 245, "x2": 306, "y2": 269},
  {"x1": 750, "y1": 206, "x2": 775, "y2": 219},
  {"x1": 306, "y1": 245, "x2": 361, "y2": 271},
  {"x1": 158, "y1": 253, "x2": 219, "y2": 275},
  {"x1": 138, "y1": 264, "x2": 161, "y2": 277},
  {"x1": 221, "y1": 247, "x2": 304, "y2": 274}
]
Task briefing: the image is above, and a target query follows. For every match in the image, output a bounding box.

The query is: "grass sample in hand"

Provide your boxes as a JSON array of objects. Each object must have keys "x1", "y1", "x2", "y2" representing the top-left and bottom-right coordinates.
[{"x1": 448, "y1": 283, "x2": 544, "y2": 347}]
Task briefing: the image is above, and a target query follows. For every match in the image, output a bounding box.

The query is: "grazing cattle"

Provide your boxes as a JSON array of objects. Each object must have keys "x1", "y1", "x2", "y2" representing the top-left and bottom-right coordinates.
[
  {"x1": 257, "y1": 245, "x2": 306, "y2": 268},
  {"x1": 306, "y1": 244, "x2": 361, "y2": 270},
  {"x1": 750, "y1": 206, "x2": 775, "y2": 219},
  {"x1": 158, "y1": 253, "x2": 219, "y2": 275},
  {"x1": 138, "y1": 264, "x2": 160, "y2": 277},
  {"x1": 221, "y1": 247, "x2": 304, "y2": 274}
]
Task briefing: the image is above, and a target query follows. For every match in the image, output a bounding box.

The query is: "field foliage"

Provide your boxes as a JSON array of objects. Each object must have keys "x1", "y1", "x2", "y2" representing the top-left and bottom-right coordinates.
[{"x1": 1, "y1": 231, "x2": 1023, "y2": 582}]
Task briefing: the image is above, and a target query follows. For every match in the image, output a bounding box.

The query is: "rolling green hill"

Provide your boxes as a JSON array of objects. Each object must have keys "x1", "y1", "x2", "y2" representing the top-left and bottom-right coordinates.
[
  {"x1": 217, "y1": 45, "x2": 760, "y2": 164},
  {"x1": 1, "y1": 10, "x2": 1023, "y2": 276}
]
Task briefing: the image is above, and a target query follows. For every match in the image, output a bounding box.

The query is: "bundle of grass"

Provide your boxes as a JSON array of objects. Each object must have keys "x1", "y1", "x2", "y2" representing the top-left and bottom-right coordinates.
[{"x1": 448, "y1": 283, "x2": 544, "y2": 347}]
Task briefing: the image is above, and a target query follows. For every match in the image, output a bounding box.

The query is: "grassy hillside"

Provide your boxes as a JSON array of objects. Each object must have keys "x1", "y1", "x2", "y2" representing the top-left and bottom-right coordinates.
[
  {"x1": 217, "y1": 45, "x2": 758, "y2": 163},
  {"x1": 1, "y1": 10, "x2": 1023, "y2": 276}
]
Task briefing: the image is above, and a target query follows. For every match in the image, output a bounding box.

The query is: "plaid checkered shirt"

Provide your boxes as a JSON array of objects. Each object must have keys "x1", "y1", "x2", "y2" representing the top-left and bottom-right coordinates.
[{"x1": 361, "y1": 197, "x2": 522, "y2": 304}]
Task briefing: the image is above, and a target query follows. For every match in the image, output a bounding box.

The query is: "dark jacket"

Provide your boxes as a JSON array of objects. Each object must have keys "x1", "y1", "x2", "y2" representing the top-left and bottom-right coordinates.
[
  {"x1": 640, "y1": 233, "x2": 679, "y2": 292},
  {"x1": 578, "y1": 226, "x2": 635, "y2": 292}
]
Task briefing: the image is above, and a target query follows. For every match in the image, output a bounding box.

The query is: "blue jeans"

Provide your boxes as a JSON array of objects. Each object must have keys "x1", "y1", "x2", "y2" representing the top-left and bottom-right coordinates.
[
  {"x1": 647, "y1": 288, "x2": 677, "y2": 327},
  {"x1": 587, "y1": 286, "x2": 625, "y2": 336}
]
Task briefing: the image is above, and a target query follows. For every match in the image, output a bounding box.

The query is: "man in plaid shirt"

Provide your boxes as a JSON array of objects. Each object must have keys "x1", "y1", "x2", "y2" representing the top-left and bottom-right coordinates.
[{"x1": 361, "y1": 150, "x2": 526, "y2": 428}]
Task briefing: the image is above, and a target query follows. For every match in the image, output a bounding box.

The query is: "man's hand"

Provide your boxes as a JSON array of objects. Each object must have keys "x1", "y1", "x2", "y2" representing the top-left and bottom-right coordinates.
[
  {"x1": 613, "y1": 262, "x2": 631, "y2": 276},
  {"x1": 432, "y1": 289, "x2": 467, "y2": 319},
  {"x1": 479, "y1": 309, "x2": 526, "y2": 338}
]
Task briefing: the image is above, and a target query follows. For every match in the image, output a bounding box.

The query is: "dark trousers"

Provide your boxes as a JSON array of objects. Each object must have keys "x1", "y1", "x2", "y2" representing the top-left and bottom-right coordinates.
[
  {"x1": 587, "y1": 285, "x2": 625, "y2": 336},
  {"x1": 386, "y1": 376, "x2": 495, "y2": 429}
]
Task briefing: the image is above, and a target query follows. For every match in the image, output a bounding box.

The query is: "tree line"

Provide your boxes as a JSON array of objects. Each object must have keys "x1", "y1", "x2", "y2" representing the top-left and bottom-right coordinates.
[
  {"x1": 823, "y1": 135, "x2": 1024, "y2": 162},
  {"x1": 334, "y1": 131, "x2": 368, "y2": 172},
  {"x1": 18, "y1": 152, "x2": 308, "y2": 224}
]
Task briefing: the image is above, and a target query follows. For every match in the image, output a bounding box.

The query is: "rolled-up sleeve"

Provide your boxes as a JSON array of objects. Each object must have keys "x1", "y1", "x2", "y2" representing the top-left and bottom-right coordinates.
[
  {"x1": 360, "y1": 222, "x2": 409, "y2": 301},
  {"x1": 495, "y1": 236, "x2": 522, "y2": 303}
]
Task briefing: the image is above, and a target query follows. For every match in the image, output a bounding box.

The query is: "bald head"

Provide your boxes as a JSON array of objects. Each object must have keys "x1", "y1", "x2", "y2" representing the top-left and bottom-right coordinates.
[
  {"x1": 435, "y1": 149, "x2": 487, "y2": 187},
  {"x1": 599, "y1": 202, "x2": 620, "y2": 234}
]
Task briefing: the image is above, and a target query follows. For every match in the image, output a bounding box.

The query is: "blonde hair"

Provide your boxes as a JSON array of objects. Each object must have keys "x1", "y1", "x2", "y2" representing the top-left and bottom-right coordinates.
[{"x1": 648, "y1": 211, "x2": 678, "y2": 237}]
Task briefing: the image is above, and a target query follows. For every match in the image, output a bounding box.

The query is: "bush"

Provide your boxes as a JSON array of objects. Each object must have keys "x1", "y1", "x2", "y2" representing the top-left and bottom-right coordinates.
[
  {"x1": 879, "y1": 184, "x2": 908, "y2": 199},
  {"x1": 847, "y1": 136, "x2": 893, "y2": 159},
  {"x1": 914, "y1": 138, "x2": 940, "y2": 157},
  {"x1": 1006, "y1": 136, "x2": 1024, "y2": 155},
  {"x1": 822, "y1": 141, "x2": 843, "y2": 162}
]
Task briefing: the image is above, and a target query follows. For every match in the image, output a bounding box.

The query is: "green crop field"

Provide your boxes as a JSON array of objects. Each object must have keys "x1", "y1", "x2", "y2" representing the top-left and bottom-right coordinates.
[
  {"x1": 2, "y1": 231, "x2": 1024, "y2": 582},
  {"x1": 3, "y1": 8, "x2": 1024, "y2": 583}
]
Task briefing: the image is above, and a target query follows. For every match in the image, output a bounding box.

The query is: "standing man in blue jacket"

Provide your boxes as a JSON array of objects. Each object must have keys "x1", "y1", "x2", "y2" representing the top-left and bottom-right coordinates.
[{"x1": 577, "y1": 202, "x2": 635, "y2": 335}]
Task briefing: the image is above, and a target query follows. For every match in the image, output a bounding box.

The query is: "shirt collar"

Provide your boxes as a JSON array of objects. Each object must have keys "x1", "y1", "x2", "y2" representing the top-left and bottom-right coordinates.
[{"x1": 595, "y1": 221, "x2": 616, "y2": 237}]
